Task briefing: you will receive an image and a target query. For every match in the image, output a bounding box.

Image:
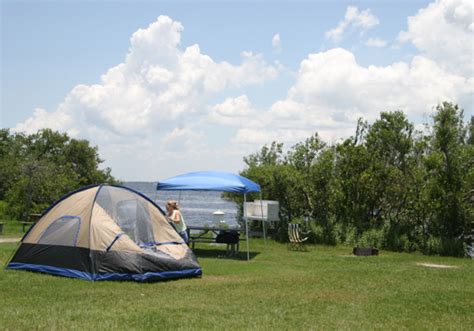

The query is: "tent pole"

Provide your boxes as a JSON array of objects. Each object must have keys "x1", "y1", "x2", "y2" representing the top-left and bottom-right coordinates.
[
  {"x1": 260, "y1": 192, "x2": 266, "y2": 247},
  {"x1": 244, "y1": 193, "x2": 250, "y2": 261}
]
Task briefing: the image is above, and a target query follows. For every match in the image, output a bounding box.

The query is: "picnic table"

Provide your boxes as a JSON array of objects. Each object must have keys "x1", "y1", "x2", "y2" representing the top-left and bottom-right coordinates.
[
  {"x1": 21, "y1": 213, "x2": 41, "y2": 232},
  {"x1": 187, "y1": 225, "x2": 245, "y2": 256}
]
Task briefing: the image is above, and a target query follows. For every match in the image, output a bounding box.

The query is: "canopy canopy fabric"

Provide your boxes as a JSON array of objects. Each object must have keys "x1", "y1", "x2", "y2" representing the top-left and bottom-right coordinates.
[{"x1": 156, "y1": 171, "x2": 260, "y2": 194}]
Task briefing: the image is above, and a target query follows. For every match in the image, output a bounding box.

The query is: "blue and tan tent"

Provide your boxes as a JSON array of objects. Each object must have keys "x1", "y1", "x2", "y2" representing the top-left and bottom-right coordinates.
[{"x1": 7, "y1": 184, "x2": 201, "y2": 281}]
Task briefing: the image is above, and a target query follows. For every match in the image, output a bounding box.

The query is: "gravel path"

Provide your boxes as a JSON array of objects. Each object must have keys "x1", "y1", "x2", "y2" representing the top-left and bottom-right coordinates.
[{"x1": 0, "y1": 237, "x2": 21, "y2": 243}]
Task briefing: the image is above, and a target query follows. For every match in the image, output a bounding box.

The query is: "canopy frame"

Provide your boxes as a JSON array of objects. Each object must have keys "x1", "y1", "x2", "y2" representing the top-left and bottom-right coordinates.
[{"x1": 156, "y1": 171, "x2": 266, "y2": 261}]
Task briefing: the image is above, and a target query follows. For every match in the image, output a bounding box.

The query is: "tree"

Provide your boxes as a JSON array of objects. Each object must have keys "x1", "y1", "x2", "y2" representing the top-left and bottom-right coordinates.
[
  {"x1": 333, "y1": 120, "x2": 373, "y2": 234},
  {"x1": 286, "y1": 133, "x2": 326, "y2": 217},
  {"x1": 64, "y1": 138, "x2": 116, "y2": 185},
  {"x1": 0, "y1": 129, "x2": 20, "y2": 199},
  {"x1": 243, "y1": 141, "x2": 284, "y2": 167},
  {"x1": 424, "y1": 102, "x2": 470, "y2": 255},
  {"x1": 238, "y1": 103, "x2": 471, "y2": 256},
  {"x1": 1, "y1": 129, "x2": 118, "y2": 220},
  {"x1": 286, "y1": 134, "x2": 336, "y2": 244},
  {"x1": 364, "y1": 111, "x2": 417, "y2": 249},
  {"x1": 241, "y1": 141, "x2": 301, "y2": 222}
]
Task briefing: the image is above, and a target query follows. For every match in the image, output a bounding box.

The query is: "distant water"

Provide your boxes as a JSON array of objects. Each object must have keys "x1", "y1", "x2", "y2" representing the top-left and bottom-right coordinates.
[{"x1": 124, "y1": 182, "x2": 240, "y2": 228}]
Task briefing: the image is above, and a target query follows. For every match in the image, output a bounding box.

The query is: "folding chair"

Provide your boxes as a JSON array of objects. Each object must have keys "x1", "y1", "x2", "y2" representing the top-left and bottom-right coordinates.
[{"x1": 288, "y1": 223, "x2": 309, "y2": 251}]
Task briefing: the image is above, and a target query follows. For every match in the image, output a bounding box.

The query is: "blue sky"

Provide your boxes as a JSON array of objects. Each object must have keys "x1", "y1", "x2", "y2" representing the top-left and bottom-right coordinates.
[{"x1": 1, "y1": 0, "x2": 472, "y2": 180}]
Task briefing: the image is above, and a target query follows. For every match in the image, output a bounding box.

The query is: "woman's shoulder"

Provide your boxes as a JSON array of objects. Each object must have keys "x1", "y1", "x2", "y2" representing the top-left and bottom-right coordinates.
[{"x1": 172, "y1": 209, "x2": 182, "y2": 218}]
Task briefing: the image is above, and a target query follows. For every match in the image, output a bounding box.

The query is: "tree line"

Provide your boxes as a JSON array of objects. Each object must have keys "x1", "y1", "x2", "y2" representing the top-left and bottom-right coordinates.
[
  {"x1": 237, "y1": 102, "x2": 473, "y2": 257},
  {"x1": 0, "y1": 128, "x2": 118, "y2": 221}
]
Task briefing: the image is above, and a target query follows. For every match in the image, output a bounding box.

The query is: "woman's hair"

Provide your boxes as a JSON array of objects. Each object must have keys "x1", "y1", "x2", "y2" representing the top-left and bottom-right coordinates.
[{"x1": 166, "y1": 200, "x2": 179, "y2": 210}]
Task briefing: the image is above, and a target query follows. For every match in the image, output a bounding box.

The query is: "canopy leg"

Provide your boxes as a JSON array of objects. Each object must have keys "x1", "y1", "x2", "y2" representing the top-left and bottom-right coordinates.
[
  {"x1": 260, "y1": 192, "x2": 266, "y2": 247},
  {"x1": 245, "y1": 193, "x2": 250, "y2": 261},
  {"x1": 245, "y1": 219, "x2": 250, "y2": 261}
]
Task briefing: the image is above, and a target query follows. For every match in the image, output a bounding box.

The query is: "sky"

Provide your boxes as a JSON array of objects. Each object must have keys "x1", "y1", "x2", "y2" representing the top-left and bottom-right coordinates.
[{"x1": 1, "y1": 0, "x2": 473, "y2": 181}]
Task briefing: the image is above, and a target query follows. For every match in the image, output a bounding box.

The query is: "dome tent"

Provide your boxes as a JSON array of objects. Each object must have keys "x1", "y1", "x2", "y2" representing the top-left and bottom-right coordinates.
[{"x1": 7, "y1": 184, "x2": 202, "y2": 281}]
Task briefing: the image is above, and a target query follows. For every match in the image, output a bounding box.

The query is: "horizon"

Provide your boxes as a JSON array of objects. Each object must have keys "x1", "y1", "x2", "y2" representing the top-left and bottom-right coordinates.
[{"x1": 2, "y1": 0, "x2": 473, "y2": 181}]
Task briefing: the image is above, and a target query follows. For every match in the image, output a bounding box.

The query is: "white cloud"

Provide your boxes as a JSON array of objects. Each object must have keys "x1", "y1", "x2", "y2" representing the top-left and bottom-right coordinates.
[
  {"x1": 208, "y1": 95, "x2": 257, "y2": 126},
  {"x1": 398, "y1": 0, "x2": 474, "y2": 77},
  {"x1": 180, "y1": 0, "x2": 474, "y2": 158},
  {"x1": 161, "y1": 127, "x2": 205, "y2": 155},
  {"x1": 272, "y1": 33, "x2": 281, "y2": 52},
  {"x1": 15, "y1": 16, "x2": 278, "y2": 137},
  {"x1": 326, "y1": 6, "x2": 379, "y2": 42},
  {"x1": 12, "y1": 6, "x2": 473, "y2": 180},
  {"x1": 365, "y1": 38, "x2": 387, "y2": 47},
  {"x1": 228, "y1": 47, "x2": 472, "y2": 148},
  {"x1": 287, "y1": 48, "x2": 470, "y2": 118},
  {"x1": 14, "y1": 108, "x2": 76, "y2": 136},
  {"x1": 13, "y1": 15, "x2": 279, "y2": 179}
]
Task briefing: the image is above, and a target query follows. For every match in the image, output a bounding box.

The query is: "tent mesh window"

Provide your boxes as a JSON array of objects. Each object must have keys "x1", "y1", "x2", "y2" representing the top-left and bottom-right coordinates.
[
  {"x1": 38, "y1": 216, "x2": 81, "y2": 246},
  {"x1": 95, "y1": 186, "x2": 155, "y2": 245}
]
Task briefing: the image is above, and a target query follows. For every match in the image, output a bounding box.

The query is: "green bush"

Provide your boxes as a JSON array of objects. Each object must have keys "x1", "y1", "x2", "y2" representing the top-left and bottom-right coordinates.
[
  {"x1": 274, "y1": 219, "x2": 290, "y2": 242},
  {"x1": 422, "y1": 236, "x2": 465, "y2": 256},
  {"x1": 424, "y1": 236, "x2": 443, "y2": 255},
  {"x1": 334, "y1": 224, "x2": 358, "y2": 246},
  {"x1": 381, "y1": 223, "x2": 417, "y2": 252},
  {"x1": 400, "y1": 234, "x2": 417, "y2": 252},
  {"x1": 358, "y1": 228, "x2": 385, "y2": 248},
  {"x1": 440, "y1": 237, "x2": 466, "y2": 257},
  {"x1": 308, "y1": 222, "x2": 324, "y2": 244},
  {"x1": 0, "y1": 201, "x2": 7, "y2": 220}
]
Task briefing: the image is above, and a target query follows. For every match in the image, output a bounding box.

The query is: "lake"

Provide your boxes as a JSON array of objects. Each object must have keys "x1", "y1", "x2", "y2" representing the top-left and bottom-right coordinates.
[{"x1": 124, "y1": 182, "x2": 240, "y2": 227}]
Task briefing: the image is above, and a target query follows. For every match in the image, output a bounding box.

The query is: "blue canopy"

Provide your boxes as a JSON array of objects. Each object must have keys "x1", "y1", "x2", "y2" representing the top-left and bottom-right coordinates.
[{"x1": 156, "y1": 171, "x2": 260, "y2": 194}]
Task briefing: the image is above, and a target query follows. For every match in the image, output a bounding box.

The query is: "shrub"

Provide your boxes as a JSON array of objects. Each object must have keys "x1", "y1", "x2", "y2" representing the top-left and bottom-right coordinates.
[
  {"x1": 0, "y1": 201, "x2": 7, "y2": 220},
  {"x1": 275, "y1": 219, "x2": 290, "y2": 242},
  {"x1": 424, "y1": 236, "x2": 442, "y2": 255},
  {"x1": 440, "y1": 237, "x2": 466, "y2": 257},
  {"x1": 307, "y1": 222, "x2": 323, "y2": 244},
  {"x1": 334, "y1": 224, "x2": 358, "y2": 246},
  {"x1": 422, "y1": 236, "x2": 465, "y2": 256},
  {"x1": 382, "y1": 223, "x2": 417, "y2": 252},
  {"x1": 357, "y1": 228, "x2": 384, "y2": 248}
]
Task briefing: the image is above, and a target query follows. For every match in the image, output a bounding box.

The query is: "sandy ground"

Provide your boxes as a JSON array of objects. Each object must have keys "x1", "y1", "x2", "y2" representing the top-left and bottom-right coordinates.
[{"x1": 416, "y1": 262, "x2": 459, "y2": 269}]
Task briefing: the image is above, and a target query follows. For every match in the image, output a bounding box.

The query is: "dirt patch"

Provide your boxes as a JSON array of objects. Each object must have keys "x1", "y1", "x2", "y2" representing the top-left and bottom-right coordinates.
[
  {"x1": 0, "y1": 238, "x2": 21, "y2": 244},
  {"x1": 203, "y1": 275, "x2": 251, "y2": 284},
  {"x1": 416, "y1": 262, "x2": 459, "y2": 269}
]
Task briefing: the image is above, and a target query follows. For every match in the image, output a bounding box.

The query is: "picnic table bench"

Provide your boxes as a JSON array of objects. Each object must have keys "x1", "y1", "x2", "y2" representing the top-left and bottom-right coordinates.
[{"x1": 187, "y1": 226, "x2": 245, "y2": 256}]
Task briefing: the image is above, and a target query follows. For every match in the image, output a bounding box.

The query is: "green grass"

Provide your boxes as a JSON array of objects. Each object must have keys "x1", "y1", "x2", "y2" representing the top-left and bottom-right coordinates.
[
  {"x1": 1, "y1": 240, "x2": 473, "y2": 330},
  {"x1": 0, "y1": 220, "x2": 24, "y2": 238}
]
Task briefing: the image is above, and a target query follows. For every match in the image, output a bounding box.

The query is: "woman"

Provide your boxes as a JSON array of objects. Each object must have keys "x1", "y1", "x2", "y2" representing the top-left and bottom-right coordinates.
[{"x1": 166, "y1": 200, "x2": 189, "y2": 244}]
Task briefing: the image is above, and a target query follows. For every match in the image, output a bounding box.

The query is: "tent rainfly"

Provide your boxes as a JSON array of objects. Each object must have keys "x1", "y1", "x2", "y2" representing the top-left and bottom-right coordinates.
[
  {"x1": 7, "y1": 184, "x2": 202, "y2": 281},
  {"x1": 156, "y1": 171, "x2": 264, "y2": 260}
]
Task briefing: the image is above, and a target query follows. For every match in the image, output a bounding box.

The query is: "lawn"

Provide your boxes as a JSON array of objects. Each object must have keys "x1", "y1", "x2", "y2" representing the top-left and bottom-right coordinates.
[
  {"x1": 0, "y1": 220, "x2": 24, "y2": 238},
  {"x1": 1, "y1": 239, "x2": 473, "y2": 330}
]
